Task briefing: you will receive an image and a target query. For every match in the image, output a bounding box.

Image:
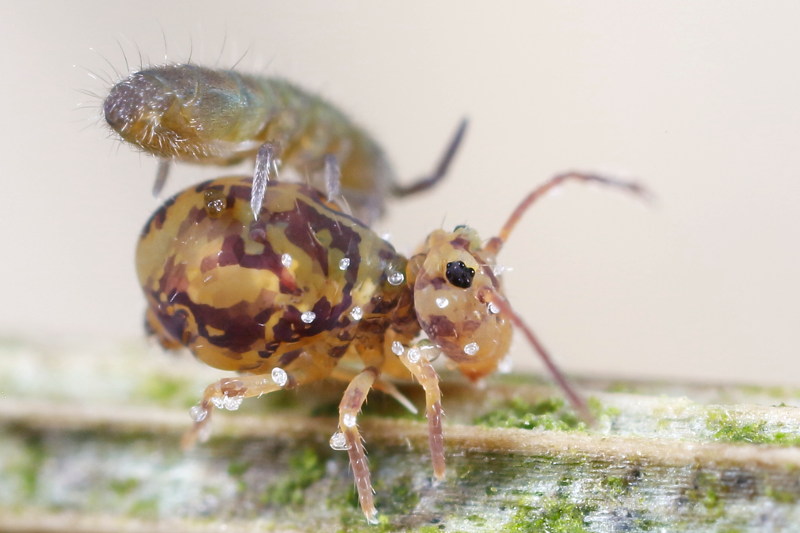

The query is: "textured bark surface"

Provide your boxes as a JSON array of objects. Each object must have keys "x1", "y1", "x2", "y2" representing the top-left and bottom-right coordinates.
[{"x1": 2, "y1": 338, "x2": 800, "y2": 532}]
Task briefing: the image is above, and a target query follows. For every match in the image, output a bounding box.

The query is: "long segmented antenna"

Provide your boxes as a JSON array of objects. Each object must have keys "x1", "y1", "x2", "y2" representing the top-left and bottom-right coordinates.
[
  {"x1": 487, "y1": 292, "x2": 593, "y2": 423},
  {"x1": 485, "y1": 172, "x2": 649, "y2": 256},
  {"x1": 482, "y1": 171, "x2": 649, "y2": 423}
]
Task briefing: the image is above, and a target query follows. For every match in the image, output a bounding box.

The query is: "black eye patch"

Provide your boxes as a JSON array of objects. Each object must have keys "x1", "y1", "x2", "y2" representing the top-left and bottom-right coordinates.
[{"x1": 445, "y1": 261, "x2": 475, "y2": 288}]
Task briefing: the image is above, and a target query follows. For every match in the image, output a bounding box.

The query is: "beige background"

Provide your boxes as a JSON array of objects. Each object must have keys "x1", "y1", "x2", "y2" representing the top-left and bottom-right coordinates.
[{"x1": 2, "y1": 1, "x2": 799, "y2": 384}]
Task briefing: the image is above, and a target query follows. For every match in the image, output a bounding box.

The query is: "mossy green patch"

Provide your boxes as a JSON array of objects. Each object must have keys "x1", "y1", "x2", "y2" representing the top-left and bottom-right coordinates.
[
  {"x1": 466, "y1": 513, "x2": 487, "y2": 526},
  {"x1": 606, "y1": 381, "x2": 638, "y2": 393},
  {"x1": 257, "y1": 388, "x2": 303, "y2": 411},
  {"x1": 227, "y1": 460, "x2": 250, "y2": 478},
  {"x1": 109, "y1": 477, "x2": 140, "y2": 497},
  {"x1": 136, "y1": 375, "x2": 195, "y2": 407},
  {"x1": 260, "y1": 447, "x2": 326, "y2": 506},
  {"x1": 474, "y1": 397, "x2": 585, "y2": 431},
  {"x1": 707, "y1": 411, "x2": 800, "y2": 446},
  {"x1": 588, "y1": 396, "x2": 620, "y2": 418},
  {"x1": 683, "y1": 471, "x2": 726, "y2": 522},
  {"x1": 765, "y1": 486, "x2": 798, "y2": 504},
  {"x1": 601, "y1": 475, "x2": 629, "y2": 497},
  {"x1": 309, "y1": 400, "x2": 340, "y2": 417},
  {"x1": 740, "y1": 384, "x2": 797, "y2": 399},
  {"x1": 506, "y1": 499, "x2": 592, "y2": 533},
  {"x1": 128, "y1": 496, "x2": 159, "y2": 519},
  {"x1": 13, "y1": 434, "x2": 45, "y2": 499},
  {"x1": 227, "y1": 460, "x2": 251, "y2": 492},
  {"x1": 381, "y1": 477, "x2": 420, "y2": 511},
  {"x1": 702, "y1": 486, "x2": 720, "y2": 511}
]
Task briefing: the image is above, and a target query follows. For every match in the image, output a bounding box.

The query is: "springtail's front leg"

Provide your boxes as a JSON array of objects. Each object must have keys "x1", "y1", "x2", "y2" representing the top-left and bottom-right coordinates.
[
  {"x1": 181, "y1": 371, "x2": 290, "y2": 450},
  {"x1": 330, "y1": 367, "x2": 418, "y2": 415},
  {"x1": 333, "y1": 367, "x2": 379, "y2": 523},
  {"x1": 390, "y1": 338, "x2": 446, "y2": 480}
]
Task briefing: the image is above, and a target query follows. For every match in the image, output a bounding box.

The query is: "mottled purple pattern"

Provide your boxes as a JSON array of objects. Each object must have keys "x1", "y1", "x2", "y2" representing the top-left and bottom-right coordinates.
[
  {"x1": 141, "y1": 178, "x2": 412, "y2": 370},
  {"x1": 421, "y1": 314, "x2": 457, "y2": 339},
  {"x1": 265, "y1": 193, "x2": 368, "y2": 281},
  {"x1": 153, "y1": 290, "x2": 265, "y2": 353},
  {"x1": 141, "y1": 195, "x2": 176, "y2": 235},
  {"x1": 449, "y1": 236, "x2": 471, "y2": 249},
  {"x1": 152, "y1": 306, "x2": 190, "y2": 345},
  {"x1": 278, "y1": 349, "x2": 303, "y2": 366}
]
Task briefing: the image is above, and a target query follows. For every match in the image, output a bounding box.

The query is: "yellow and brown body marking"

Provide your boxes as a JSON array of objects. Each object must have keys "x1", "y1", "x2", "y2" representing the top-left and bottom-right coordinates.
[{"x1": 137, "y1": 176, "x2": 415, "y2": 378}]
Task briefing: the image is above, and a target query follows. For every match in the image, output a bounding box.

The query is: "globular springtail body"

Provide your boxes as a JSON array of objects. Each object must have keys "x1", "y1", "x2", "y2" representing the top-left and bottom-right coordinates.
[{"x1": 136, "y1": 167, "x2": 646, "y2": 522}]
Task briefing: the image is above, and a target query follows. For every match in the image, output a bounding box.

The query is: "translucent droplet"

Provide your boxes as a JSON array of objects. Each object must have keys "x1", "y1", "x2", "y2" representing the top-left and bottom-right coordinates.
[
  {"x1": 350, "y1": 306, "x2": 363, "y2": 321},
  {"x1": 407, "y1": 347, "x2": 422, "y2": 364},
  {"x1": 281, "y1": 253, "x2": 293, "y2": 268},
  {"x1": 271, "y1": 367, "x2": 288, "y2": 387},
  {"x1": 498, "y1": 355, "x2": 513, "y2": 374},
  {"x1": 301, "y1": 311, "x2": 316, "y2": 324},
  {"x1": 343, "y1": 413, "x2": 357, "y2": 428},
  {"x1": 391, "y1": 341, "x2": 404, "y2": 356},
  {"x1": 222, "y1": 395, "x2": 243, "y2": 411},
  {"x1": 211, "y1": 397, "x2": 225, "y2": 409},
  {"x1": 488, "y1": 302, "x2": 500, "y2": 314},
  {"x1": 464, "y1": 342, "x2": 480, "y2": 356},
  {"x1": 339, "y1": 257, "x2": 350, "y2": 270},
  {"x1": 387, "y1": 271, "x2": 404, "y2": 286},
  {"x1": 435, "y1": 296, "x2": 449, "y2": 309},
  {"x1": 420, "y1": 343, "x2": 441, "y2": 362},
  {"x1": 189, "y1": 405, "x2": 207, "y2": 422},
  {"x1": 329, "y1": 431, "x2": 350, "y2": 450}
]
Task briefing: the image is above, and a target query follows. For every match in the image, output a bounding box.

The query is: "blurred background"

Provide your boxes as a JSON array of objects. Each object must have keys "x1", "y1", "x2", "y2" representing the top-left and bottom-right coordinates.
[{"x1": 1, "y1": 1, "x2": 798, "y2": 384}]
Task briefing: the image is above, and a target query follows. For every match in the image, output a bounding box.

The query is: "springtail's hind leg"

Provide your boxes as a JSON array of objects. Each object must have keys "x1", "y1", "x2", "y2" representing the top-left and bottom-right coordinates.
[
  {"x1": 152, "y1": 159, "x2": 171, "y2": 196},
  {"x1": 390, "y1": 340, "x2": 446, "y2": 480},
  {"x1": 251, "y1": 142, "x2": 280, "y2": 220},
  {"x1": 323, "y1": 154, "x2": 354, "y2": 217},
  {"x1": 335, "y1": 367, "x2": 379, "y2": 523},
  {"x1": 181, "y1": 373, "x2": 288, "y2": 450},
  {"x1": 391, "y1": 118, "x2": 468, "y2": 197}
]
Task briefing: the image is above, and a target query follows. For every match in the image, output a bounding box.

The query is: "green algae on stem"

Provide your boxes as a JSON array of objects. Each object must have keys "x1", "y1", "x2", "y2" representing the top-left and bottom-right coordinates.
[
  {"x1": 707, "y1": 410, "x2": 800, "y2": 447},
  {"x1": 5, "y1": 340, "x2": 800, "y2": 531}
]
